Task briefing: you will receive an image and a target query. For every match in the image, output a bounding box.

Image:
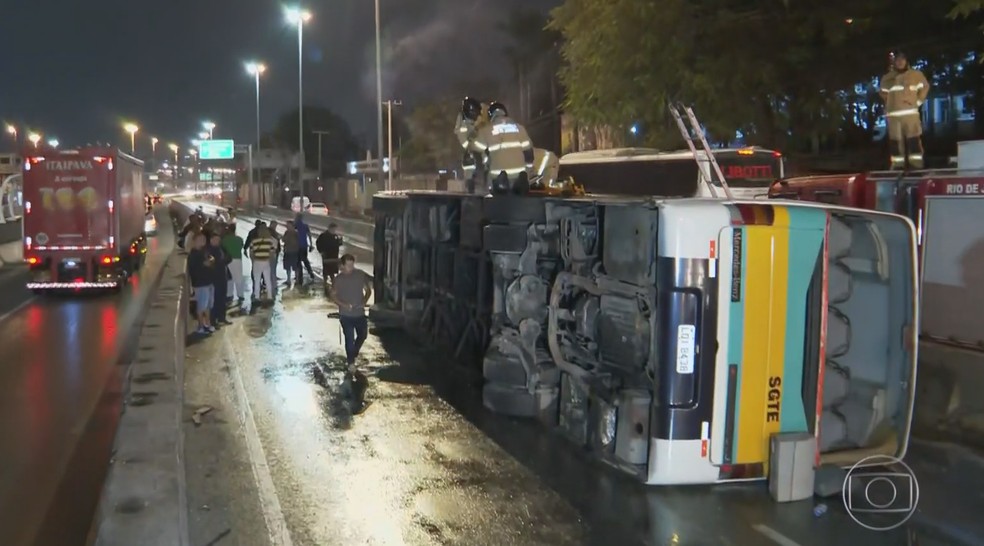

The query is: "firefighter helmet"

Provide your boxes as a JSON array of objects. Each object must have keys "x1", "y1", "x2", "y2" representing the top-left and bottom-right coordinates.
[
  {"x1": 461, "y1": 97, "x2": 482, "y2": 122},
  {"x1": 488, "y1": 101, "x2": 508, "y2": 119}
]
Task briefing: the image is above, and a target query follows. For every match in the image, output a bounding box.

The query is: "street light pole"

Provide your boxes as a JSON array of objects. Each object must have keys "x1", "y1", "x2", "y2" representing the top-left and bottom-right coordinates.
[
  {"x1": 384, "y1": 99, "x2": 402, "y2": 190},
  {"x1": 286, "y1": 7, "x2": 311, "y2": 191},
  {"x1": 374, "y1": 0, "x2": 385, "y2": 191},
  {"x1": 246, "y1": 62, "x2": 266, "y2": 200},
  {"x1": 312, "y1": 130, "x2": 330, "y2": 184}
]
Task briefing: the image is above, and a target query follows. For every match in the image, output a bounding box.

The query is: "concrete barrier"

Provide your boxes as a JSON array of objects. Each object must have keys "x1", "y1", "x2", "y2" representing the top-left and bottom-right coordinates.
[
  {"x1": 91, "y1": 250, "x2": 190, "y2": 546},
  {"x1": 0, "y1": 240, "x2": 22, "y2": 267},
  {"x1": 0, "y1": 218, "x2": 21, "y2": 244},
  {"x1": 912, "y1": 340, "x2": 984, "y2": 449}
]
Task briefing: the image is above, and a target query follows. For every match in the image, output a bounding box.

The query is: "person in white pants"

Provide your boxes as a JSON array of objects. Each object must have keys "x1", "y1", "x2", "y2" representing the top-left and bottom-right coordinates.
[
  {"x1": 248, "y1": 226, "x2": 277, "y2": 301},
  {"x1": 220, "y1": 223, "x2": 246, "y2": 301}
]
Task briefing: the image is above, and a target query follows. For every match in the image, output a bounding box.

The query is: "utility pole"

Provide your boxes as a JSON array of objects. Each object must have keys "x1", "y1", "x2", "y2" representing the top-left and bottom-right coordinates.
[
  {"x1": 383, "y1": 100, "x2": 402, "y2": 190},
  {"x1": 312, "y1": 129, "x2": 330, "y2": 185}
]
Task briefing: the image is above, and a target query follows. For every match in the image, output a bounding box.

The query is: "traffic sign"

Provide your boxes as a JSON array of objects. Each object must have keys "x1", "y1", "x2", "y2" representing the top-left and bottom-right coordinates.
[
  {"x1": 199, "y1": 139, "x2": 235, "y2": 160},
  {"x1": 199, "y1": 173, "x2": 213, "y2": 181}
]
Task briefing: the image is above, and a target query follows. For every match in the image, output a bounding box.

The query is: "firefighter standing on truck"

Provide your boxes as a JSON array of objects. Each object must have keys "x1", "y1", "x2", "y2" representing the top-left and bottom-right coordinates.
[
  {"x1": 471, "y1": 101, "x2": 534, "y2": 195},
  {"x1": 454, "y1": 97, "x2": 486, "y2": 194},
  {"x1": 879, "y1": 50, "x2": 930, "y2": 170}
]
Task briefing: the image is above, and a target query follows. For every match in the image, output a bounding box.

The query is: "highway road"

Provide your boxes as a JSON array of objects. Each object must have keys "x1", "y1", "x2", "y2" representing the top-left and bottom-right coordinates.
[
  {"x1": 179, "y1": 207, "x2": 984, "y2": 546},
  {"x1": 0, "y1": 211, "x2": 173, "y2": 545}
]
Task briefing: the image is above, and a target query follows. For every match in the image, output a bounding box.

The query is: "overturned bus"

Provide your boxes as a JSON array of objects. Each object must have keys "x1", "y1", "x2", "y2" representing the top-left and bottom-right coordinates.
[{"x1": 371, "y1": 192, "x2": 919, "y2": 485}]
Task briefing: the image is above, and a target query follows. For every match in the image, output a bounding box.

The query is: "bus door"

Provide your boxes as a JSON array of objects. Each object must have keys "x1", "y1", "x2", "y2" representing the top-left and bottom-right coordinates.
[{"x1": 709, "y1": 204, "x2": 826, "y2": 472}]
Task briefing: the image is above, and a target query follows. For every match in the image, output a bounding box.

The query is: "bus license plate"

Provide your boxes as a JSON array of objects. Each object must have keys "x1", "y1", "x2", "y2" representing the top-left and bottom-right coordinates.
[{"x1": 676, "y1": 324, "x2": 696, "y2": 374}]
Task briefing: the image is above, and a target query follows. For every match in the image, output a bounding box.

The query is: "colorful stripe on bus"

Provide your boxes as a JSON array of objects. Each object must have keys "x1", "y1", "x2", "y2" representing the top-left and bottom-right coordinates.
[{"x1": 725, "y1": 204, "x2": 826, "y2": 465}]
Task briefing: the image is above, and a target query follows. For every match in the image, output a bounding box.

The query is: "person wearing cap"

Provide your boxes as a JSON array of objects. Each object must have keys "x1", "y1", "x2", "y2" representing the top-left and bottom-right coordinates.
[{"x1": 879, "y1": 50, "x2": 930, "y2": 170}]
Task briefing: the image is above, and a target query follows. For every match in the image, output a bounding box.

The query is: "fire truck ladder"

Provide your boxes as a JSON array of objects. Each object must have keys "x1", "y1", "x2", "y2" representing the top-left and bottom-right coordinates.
[{"x1": 668, "y1": 103, "x2": 735, "y2": 200}]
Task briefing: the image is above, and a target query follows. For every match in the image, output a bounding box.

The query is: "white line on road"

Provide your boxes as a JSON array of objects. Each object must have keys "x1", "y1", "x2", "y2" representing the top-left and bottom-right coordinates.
[
  {"x1": 223, "y1": 333, "x2": 295, "y2": 546},
  {"x1": 752, "y1": 524, "x2": 804, "y2": 546},
  {"x1": 0, "y1": 297, "x2": 34, "y2": 325}
]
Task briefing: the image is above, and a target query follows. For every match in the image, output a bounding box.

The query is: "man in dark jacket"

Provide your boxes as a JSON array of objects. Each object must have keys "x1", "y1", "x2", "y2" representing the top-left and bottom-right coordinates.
[
  {"x1": 208, "y1": 230, "x2": 232, "y2": 326},
  {"x1": 316, "y1": 223, "x2": 343, "y2": 292},
  {"x1": 294, "y1": 214, "x2": 315, "y2": 284}
]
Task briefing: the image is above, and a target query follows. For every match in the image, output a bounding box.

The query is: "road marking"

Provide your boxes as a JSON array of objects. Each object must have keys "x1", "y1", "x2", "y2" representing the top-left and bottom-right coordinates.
[
  {"x1": 0, "y1": 296, "x2": 34, "y2": 325},
  {"x1": 752, "y1": 524, "x2": 803, "y2": 546},
  {"x1": 223, "y1": 334, "x2": 295, "y2": 546}
]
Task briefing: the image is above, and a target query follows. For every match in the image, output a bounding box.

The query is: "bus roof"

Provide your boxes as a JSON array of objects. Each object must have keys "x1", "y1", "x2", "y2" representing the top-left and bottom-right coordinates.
[{"x1": 559, "y1": 146, "x2": 780, "y2": 164}]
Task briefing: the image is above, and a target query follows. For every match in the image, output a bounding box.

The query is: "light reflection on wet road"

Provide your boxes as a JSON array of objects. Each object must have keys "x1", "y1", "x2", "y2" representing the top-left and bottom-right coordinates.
[
  {"x1": 0, "y1": 216, "x2": 172, "y2": 545},
  {"x1": 181, "y1": 211, "x2": 968, "y2": 546}
]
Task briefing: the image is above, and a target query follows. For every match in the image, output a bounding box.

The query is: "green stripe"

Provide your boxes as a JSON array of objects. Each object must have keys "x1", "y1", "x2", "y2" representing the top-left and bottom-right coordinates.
[
  {"x1": 779, "y1": 207, "x2": 827, "y2": 433},
  {"x1": 726, "y1": 227, "x2": 747, "y2": 462}
]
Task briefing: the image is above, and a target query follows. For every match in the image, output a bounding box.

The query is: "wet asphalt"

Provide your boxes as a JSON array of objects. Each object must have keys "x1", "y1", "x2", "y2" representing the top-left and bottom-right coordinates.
[
  {"x1": 0, "y1": 213, "x2": 173, "y2": 545},
  {"x1": 179, "y1": 209, "x2": 979, "y2": 546}
]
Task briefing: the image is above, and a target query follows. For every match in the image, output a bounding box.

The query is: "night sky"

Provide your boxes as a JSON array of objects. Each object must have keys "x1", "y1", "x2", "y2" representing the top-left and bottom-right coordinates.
[{"x1": 0, "y1": 0, "x2": 554, "y2": 155}]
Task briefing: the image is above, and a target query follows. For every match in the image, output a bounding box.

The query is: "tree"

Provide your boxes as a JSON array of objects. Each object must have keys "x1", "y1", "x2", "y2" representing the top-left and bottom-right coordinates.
[
  {"x1": 549, "y1": 0, "x2": 982, "y2": 153},
  {"x1": 266, "y1": 106, "x2": 360, "y2": 177},
  {"x1": 399, "y1": 98, "x2": 461, "y2": 173}
]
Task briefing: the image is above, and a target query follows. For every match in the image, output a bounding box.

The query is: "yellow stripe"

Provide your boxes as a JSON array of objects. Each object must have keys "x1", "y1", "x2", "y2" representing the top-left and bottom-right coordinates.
[{"x1": 734, "y1": 208, "x2": 791, "y2": 465}]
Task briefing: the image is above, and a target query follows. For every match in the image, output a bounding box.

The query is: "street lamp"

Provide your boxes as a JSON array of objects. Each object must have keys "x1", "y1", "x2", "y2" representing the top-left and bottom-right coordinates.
[
  {"x1": 48, "y1": 139, "x2": 59, "y2": 148},
  {"x1": 5, "y1": 124, "x2": 16, "y2": 143},
  {"x1": 28, "y1": 132, "x2": 41, "y2": 148},
  {"x1": 168, "y1": 143, "x2": 179, "y2": 170},
  {"x1": 202, "y1": 121, "x2": 215, "y2": 139},
  {"x1": 123, "y1": 123, "x2": 139, "y2": 153},
  {"x1": 285, "y1": 6, "x2": 311, "y2": 188},
  {"x1": 198, "y1": 131, "x2": 209, "y2": 140},
  {"x1": 151, "y1": 136, "x2": 158, "y2": 153},
  {"x1": 246, "y1": 61, "x2": 266, "y2": 184},
  {"x1": 374, "y1": 0, "x2": 384, "y2": 189},
  {"x1": 383, "y1": 99, "x2": 402, "y2": 189}
]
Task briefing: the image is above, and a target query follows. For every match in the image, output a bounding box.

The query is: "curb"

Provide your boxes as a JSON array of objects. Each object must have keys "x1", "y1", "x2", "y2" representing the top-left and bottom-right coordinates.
[{"x1": 90, "y1": 250, "x2": 190, "y2": 546}]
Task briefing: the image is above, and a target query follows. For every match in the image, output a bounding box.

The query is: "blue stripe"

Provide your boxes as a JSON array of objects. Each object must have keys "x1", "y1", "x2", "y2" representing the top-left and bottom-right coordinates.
[
  {"x1": 779, "y1": 207, "x2": 826, "y2": 433},
  {"x1": 726, "y1": 227, "x2": 747, "y2": 461}
]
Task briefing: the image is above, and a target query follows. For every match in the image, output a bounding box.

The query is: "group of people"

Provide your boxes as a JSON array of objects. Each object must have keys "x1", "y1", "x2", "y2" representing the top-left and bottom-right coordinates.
[{"x1": 178, "y1": 209, "x2": 373, "y2": 372}]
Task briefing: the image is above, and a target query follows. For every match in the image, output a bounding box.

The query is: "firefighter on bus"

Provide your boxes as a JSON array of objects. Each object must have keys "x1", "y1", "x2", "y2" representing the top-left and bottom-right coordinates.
[
  {"x1": 454, "y1": 96, "x2": 486, "y2": 194},
  {"x1": 471, "y1": 101, "x2": 534, "y2": 195},
  {"x1": 879, "y1": 50, "x2": 930, "y2": 170}
]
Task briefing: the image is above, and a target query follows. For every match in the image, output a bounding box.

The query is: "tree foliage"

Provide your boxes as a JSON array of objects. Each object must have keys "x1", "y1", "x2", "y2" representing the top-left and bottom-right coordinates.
[
  {"x1": 550, "y1": 0, "x2": 984, "y2": 152},
  {"x1": 399, "y1": 98, "x2": 461, "y2": 173},
  {"x1": 266, "y1": 106, "x2": 360, "y2": 177}
]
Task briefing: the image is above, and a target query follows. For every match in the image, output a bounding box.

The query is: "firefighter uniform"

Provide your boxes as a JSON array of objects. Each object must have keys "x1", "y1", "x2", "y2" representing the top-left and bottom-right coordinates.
[
  {"x1": 532, "y1": 148, "x2": 559, "y2": 188},
  {"x1": 455, "y1": 97, "x2": 485, "y2": 193},
  {"x1": 471, "y1": 102, "x2": 534, "y2": 194},
  {"x1": 880, "y1": 62, "x2": 930, "y2": 170}
]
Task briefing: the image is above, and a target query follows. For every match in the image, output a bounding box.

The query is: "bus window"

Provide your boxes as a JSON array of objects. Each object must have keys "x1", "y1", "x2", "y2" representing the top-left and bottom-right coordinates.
[
  {"x1": 813, "y1": 190, "x2": 843, "y2": 205},
  {"x1": 873, "y1": 181, "x2": 896, "y2": 212},
  {"x1": 557, "y1": 159, "x2": 700, "y2": 197}
]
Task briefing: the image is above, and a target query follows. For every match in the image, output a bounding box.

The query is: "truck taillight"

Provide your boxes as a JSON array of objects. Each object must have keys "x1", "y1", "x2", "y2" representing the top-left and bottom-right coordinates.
[
  {"x1": 93, "y1": 156, "x2": 107, "y2": 163},
  {"x1": 108, "y1": 200, "x2": 114, "y2": 213},
  {"x1": 101, "y1": 256, "x2": 113, "y2": 265},
  {"x1": 27, "y1": 257, "x2": 39, "y2": 265},
  {"x1": 24, "y1": 236, "x2": 32, "y2": 249},
  {"x1": 25, "y1": 201, "x2": 31, "y2": 214}
]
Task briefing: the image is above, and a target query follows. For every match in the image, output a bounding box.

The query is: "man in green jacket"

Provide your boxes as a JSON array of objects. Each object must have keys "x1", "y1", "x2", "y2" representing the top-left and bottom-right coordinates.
[{"x1": 221, "y1": 223, "x2": 246, "y2": 302}]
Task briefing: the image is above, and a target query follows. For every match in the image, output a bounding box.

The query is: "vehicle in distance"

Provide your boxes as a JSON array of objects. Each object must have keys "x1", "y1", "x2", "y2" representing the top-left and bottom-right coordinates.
[
  {"x1": 308, "y1": 202, "x2": 329, "y2": 215},
  {"x1": 291, "y1": 195, "x2": 311, "y2": 213},
  {"x1": 144, "y1": 213, "x2": 158, "y2": 236},
  {"x1": 23, "y1": 147, "x2": 148, "y2": 291}
]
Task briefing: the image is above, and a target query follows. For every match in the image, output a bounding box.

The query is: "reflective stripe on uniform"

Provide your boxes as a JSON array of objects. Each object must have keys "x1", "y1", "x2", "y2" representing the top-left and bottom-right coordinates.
[
  {"x1": 504, "y1": 167, "x2": 527, "y2": 176},
  {"x1": 487, "y1": 141, "x2": 526, "y2": 152},
  {"x1": 887, "y1": 108, "x2": 920, "y2": 117},
  {"x1": 909, "y1": 154, "x2": 923, "y2": 160},
  {"x1": 537, "y1": 154, "x2": 549, "y2": 175},
  {"x1": 888, "y1": 85, "x2": 905, "y2": 92},
  {"x1": 909, "y1": 83, "x2": 924, "y2": 91}
]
